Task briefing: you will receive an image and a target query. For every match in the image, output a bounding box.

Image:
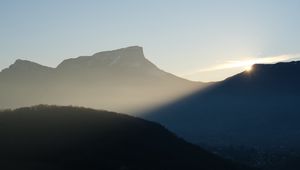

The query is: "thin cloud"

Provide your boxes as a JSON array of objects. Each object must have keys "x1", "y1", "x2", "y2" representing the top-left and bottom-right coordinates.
[{"x1": 183, "y1": 54, "x2": 300, "y2": 76}]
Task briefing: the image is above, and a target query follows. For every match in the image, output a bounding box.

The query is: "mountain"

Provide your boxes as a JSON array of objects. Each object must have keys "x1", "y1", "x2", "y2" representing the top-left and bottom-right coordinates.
[
  {"x1": 145, "y1": 61, "x2": 300, "y2": 148},
  {"x1": 0, "y1": 46, "x2": 204, "y2": 113},
  {"x1": 0, "y1": 105, "x2": 243, "y2": 170}
]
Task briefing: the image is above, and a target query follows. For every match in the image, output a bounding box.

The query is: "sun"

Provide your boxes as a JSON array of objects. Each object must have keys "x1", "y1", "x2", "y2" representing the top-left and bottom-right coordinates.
[{"x1": 245, "y1": 65, "x2": 253, "y2": 72}]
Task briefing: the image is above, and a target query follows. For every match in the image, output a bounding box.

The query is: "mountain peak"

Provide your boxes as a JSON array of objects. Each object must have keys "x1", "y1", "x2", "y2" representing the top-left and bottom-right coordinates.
[
  {"x1": 56, "y1": 46, "x2": 157, "y2": 71},
  {"x1": 91, "y1": 46, "x2": 145, "y2": 60},
  {"x1": 1, "y1": 59, "x2": 52, "y2": 74},
  {"x1": 14, "y1": 59, "x2": 36, "y2": 65},
  {"x1": 93, "y1": 46, "x2": 144, "y2": 55}
]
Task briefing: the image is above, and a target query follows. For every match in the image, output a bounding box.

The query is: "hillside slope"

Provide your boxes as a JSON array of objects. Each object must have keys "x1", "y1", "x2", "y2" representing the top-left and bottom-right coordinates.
[
  {"x1": 146, "y1": 61, "x2": 300, "y2": 148},
  {"x1": 0, "y1": 105, "x2": 242, "y2": 170}
]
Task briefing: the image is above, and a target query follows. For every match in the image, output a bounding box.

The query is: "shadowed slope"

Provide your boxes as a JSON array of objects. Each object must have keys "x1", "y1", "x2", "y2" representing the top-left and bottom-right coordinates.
[
  {"x1": 0, "y1": 105, "x2": 242, "y2": 170},
  {"x1": 146, "y1": 61, "x2": 300, "y2": 148}
]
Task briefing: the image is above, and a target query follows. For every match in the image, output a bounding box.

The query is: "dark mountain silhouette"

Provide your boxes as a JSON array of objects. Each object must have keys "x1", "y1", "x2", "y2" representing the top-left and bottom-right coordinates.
[
  {"x1": 0, "y1": 46, "x2": 204, "y2": 113},
  {"x1": 0, "y1": 105, "x2": 244, "y2": 170},
  {"x1": 146, "y1": 61, "x2": 300, "y2": 148}
]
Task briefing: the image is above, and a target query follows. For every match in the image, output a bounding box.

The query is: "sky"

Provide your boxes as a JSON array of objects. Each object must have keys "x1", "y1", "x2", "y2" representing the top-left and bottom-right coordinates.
[{"x1": 1, "y1": 0, "x2": 300, "y2": 82}]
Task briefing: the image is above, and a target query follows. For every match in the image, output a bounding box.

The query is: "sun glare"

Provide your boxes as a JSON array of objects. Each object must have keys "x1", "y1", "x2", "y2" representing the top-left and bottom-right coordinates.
[{"x1": 245, "y1": 65, "x2": 253, "y2": 72}]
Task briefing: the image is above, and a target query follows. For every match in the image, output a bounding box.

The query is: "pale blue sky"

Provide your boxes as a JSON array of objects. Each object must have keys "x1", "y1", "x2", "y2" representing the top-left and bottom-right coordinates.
[{"x1": 1, "y1": 0, "x2": 300, "y2": 81}]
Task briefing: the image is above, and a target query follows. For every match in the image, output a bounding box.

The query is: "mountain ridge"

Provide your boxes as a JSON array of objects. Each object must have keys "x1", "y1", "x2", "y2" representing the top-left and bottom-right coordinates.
[
  {"x1": 0, "y1": 46, "x2": 204, "y2": 113},
  {"x1": 1, "y1": 46, "x2": 154, "y2": 71},
  {"x1": 1, "y1": 59, "x2": 54, "y2": 74},
  {"x1": 145, "y1": 60, "x2": 300, "y2": 148},
  {"x1": 2, "y1": 46, "x2": 188, "y2": 82}
]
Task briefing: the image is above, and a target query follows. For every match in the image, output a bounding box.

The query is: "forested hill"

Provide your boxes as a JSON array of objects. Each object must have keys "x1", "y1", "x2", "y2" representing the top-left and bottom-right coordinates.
[{"x1": 0, "y1": 105, "x2": 244, "y2": 170}]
